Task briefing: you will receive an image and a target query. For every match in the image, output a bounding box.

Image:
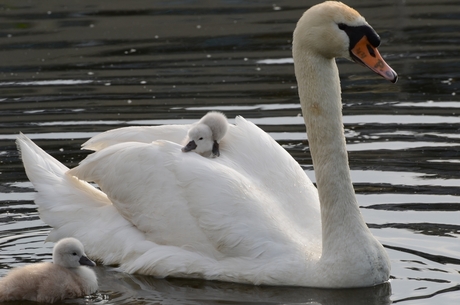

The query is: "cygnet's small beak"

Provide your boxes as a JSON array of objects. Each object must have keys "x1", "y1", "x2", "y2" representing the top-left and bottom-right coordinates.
[
  {"x1": 79, "y1": 255, "x2": 96, "y2": 267},
  {"x1": 182, "y1": 140, "x2": 197, "y2": 152}
]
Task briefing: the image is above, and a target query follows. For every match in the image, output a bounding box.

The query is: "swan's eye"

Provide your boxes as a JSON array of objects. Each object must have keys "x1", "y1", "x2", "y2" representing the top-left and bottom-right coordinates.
[
  {"x1": 199, "y1": 137, "x2": 203, "y2": 140},
  {"x1": 338, "y1": 23, "x2": 348, "y2": 30},
  {"x1": 72, "y1": 252, "x2": 77, "y2": 256}
]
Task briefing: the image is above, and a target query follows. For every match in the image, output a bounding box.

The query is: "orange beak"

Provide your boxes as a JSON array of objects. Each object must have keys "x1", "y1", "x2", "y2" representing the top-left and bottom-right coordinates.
[{"x1": 350, "y1": 36, "x2": 398, "y2": 83}]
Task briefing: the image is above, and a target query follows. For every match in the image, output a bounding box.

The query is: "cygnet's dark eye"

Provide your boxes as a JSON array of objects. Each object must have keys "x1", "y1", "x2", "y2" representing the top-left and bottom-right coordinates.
[
  {"x1": 72, "y1": 252, "x2": 77, "y2": 256},
  {"x1": 199, "y1": 137, "x2": 203, "y2": 140},
  {"x1": 338, "y1": 23, "x2": 348, "y2": 30}
]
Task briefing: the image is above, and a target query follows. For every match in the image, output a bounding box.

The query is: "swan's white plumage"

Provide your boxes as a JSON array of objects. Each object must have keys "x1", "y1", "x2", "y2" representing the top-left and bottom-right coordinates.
[
  {"x1": 75, "y1": 117, "x2": 322, "y2": 259},
  {"x1": 0, "y1": 238, "x2": 97, "y2": 303},
  {"x1": 17, "y1": 1, "x2": 394, "y2": 288},
  {"x1": 17, "y1": 118, "x2": 321, "y2": 286},
  {"x1": 82, "y1": 124, "x2": 188, "y2": 151}
]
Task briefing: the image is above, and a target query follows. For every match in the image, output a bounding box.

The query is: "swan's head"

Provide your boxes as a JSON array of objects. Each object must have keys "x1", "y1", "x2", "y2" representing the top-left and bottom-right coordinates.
[
  {"x1": 293, "y1": 1, "x2": 397, "y2": 83},
  {"x1": 53, "y1": 237, "x2": 96, "y2": 269},
  {"x1": 182, "y1": 124, "x2": 215, "y2": 156}
]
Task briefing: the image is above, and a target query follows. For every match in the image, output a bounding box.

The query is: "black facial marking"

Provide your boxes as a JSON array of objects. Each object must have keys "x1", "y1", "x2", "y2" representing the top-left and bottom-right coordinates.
[
  {"x1": 338, "y1": 24, "x2": 381, "y2": 50},
  {"x1": 338, "y1": 23, "x2": 348, "y2": 30}
]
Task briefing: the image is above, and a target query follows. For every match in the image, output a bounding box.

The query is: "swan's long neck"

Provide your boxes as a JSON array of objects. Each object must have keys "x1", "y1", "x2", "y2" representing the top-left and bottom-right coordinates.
[{"x1": 293, "y1": 48, "x2": 370, "y2": 256}]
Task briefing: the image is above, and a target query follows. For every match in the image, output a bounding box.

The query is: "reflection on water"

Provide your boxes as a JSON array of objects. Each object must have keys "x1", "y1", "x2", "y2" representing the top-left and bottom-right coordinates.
[
  {"x1": 96, "y1": 268, "x2": 392, "y2": 305},
  {"x1": 0, "y1": 0, "x2": 459, "y2": 304}
]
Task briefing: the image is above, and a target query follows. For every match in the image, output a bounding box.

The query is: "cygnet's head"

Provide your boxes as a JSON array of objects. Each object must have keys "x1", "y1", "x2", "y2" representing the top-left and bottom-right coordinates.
[
  {"x1": 182, "y1": 124, "x2": 214, "y2": 156},
  {"x1": 53, "y1": 237, "x2": 96, "y2": 268},
  {"x1": 199, "y1": 111, "x2": 228, "y2": 142}
]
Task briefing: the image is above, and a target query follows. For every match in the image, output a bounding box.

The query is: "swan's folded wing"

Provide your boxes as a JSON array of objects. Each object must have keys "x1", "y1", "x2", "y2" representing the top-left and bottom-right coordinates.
[
  {"x1": 17, "y1": 135, "x2": 258, "y2": 279},
  {"x1": 82, "y1": 125, "x2": 189, "y2": 151},
  {"x1": 69, "y1": 119, "x2": 322, "y2": 259},
  {"x1": 220, "y1": 116, "x2": 321, "y2": 234},
  {"x1": 70, "y1": 141, "x2": 288, "y2": 258},
  {"x1": 69, "y1": 141, "x2": 221, "y2": 257}
]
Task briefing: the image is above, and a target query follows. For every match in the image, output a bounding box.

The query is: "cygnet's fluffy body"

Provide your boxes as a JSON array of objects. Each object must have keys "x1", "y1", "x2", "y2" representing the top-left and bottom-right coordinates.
[
  {"x1": 182, "y1": 111, "x2": 228, "y2": 157},
  {"x1": 0, "y1": 238, "x2": 98, "y2": 303}
]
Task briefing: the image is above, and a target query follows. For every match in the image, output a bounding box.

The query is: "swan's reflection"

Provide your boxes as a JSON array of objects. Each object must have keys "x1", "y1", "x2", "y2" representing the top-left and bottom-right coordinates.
[{"x1": 95, "y1": 267, "x2": 392, "y2": 305}]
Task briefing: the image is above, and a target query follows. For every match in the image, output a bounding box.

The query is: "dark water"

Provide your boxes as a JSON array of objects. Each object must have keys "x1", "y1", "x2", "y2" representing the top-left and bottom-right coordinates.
[{"x1": 0, "y1": 0, "x2": 460, "y2": 304}]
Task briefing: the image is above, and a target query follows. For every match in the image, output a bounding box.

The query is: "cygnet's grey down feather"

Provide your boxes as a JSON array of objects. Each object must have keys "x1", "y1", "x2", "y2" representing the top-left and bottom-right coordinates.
[
  {"x1": 182, "y1": 111, "x2": 228, "y2": 157},
  {"x1": 0, "y1": 237, "x2": 98, "y2": 303}
]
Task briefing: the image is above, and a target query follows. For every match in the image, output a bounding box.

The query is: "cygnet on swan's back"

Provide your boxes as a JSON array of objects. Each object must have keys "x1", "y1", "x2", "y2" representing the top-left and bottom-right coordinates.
[
  {"x1": 182, "y1": 111, "x2": 228, "y2": 157},
  {"x1": 0, "y1": 237, "x2": 98, "y2": 303}
]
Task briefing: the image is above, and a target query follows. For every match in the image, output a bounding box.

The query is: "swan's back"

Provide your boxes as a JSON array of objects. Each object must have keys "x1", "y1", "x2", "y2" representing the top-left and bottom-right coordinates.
[
  {"x1": 215, "y1": 117, "x2": 320, "y2": 235},
  {"x1": 83, "y1": 124, "x2": 189, "y2": 151},
  {"x1": 70, "y1": 116, "x2": 322, "y2": 259}
]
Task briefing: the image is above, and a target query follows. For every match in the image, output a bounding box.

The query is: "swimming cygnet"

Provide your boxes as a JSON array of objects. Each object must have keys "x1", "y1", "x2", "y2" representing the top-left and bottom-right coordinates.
[
  {"x1": 182, "y1": 111, "x2": 228, "y2": 157},
  {"x1": 0, "y1": 237, "x2": 98, "y2": 303}
]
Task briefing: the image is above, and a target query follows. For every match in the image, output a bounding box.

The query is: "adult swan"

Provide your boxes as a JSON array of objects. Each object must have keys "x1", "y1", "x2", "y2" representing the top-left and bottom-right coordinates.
[{"x1": 17, "y1": 1, "x2": 397, "y2": 288}]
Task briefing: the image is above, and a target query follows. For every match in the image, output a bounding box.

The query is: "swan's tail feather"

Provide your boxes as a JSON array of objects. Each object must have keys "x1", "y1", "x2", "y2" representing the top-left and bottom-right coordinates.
[
  {"x1": 16, "y1": 133, "x2": 69, "y2": 182},
  {"x1": 16, "y1": 133, "x2": 150, "y2": 265}
]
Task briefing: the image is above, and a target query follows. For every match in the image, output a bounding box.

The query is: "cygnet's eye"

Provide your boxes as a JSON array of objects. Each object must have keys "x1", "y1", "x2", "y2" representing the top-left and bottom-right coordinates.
[
  {"x1": 199, "y1": 137, "x2": 203, "y2": 140},
  {"x1": 72, "y1": 252, "x2": 77, "y2": 256},
  {"x1": 338, "y1": 23, "x2": 348, "y2": 30}
]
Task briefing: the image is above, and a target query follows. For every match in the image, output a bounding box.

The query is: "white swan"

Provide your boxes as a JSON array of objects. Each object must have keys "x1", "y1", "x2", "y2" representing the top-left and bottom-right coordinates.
[
  {"x1": 0, "y1": 238, "x2": 97, "y2": 303},
  {"x1": 17, "y1": 1, "x2": 397, "y2": 288},
  {"x1": 182, "y1": 111, "x2": 228, "y2": 157}
]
